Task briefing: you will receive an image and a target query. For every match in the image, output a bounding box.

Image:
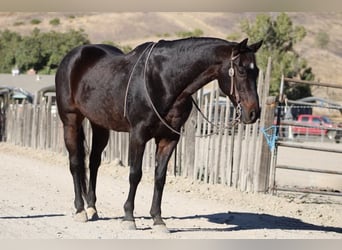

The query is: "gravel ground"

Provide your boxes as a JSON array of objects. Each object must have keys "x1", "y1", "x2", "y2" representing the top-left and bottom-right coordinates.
[{"x1": 0, "y1": 143, "x2": 341, "y2": 239}]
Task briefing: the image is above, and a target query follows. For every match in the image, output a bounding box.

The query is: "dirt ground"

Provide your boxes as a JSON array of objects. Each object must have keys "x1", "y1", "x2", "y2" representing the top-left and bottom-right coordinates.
[
  {"x1": 276, "y1": 140, "x2": 342, "y2": 191},
  {"x1": 0, "y1": 143, "x2": 341, "y2": 239}
]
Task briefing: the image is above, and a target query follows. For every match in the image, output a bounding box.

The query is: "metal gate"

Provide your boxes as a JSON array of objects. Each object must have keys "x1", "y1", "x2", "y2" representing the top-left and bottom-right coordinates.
[{"x1": 267, "y1": 76, "x2": 342, "y2": 197}]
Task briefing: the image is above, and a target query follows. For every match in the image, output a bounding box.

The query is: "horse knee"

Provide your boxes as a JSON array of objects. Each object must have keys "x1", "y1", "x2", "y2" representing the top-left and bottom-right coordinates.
[
  {"x1": 69, "y1": 162, "x2": 79, "y2": 175},
  {"x1": 129, "y1": 168, "x2": 142, "y2": 185},
  {"x1": 69, "y1": 156, "x2": 84, "y2": 173}
]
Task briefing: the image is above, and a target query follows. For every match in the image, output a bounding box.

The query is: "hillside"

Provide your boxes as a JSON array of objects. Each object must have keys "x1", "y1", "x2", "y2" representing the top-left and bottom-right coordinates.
[{"x1": 1, "y1": 12, "x2": 342, "y2": 100}]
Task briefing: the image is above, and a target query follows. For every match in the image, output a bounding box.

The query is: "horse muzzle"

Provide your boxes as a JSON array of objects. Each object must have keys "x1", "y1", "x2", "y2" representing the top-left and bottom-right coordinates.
[{"x1": 240, "y1": 106, "x2": 260, "y2": 124}]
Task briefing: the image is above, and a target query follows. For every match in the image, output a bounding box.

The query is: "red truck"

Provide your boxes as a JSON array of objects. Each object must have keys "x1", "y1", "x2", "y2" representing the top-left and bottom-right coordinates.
[{"x1": 292, "y1": 114, "x2": 338, "y2": 140}]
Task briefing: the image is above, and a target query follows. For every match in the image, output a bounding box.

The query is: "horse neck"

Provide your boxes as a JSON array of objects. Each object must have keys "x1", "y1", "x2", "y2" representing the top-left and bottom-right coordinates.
[{"x1": 160, "y1": 41, "x2": 226, "y2": 99}]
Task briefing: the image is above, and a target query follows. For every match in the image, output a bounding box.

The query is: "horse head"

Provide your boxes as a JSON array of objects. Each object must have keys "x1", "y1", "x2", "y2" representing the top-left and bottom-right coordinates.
[{"x1": 217, "y1": 38, "x2": 263, "y2": 124}]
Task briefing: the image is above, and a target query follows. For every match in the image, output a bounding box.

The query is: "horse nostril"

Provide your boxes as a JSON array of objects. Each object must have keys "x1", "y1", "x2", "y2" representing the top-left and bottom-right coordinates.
[{"x1": 250, "y1": 110, "x2": 257, "y2": 121}]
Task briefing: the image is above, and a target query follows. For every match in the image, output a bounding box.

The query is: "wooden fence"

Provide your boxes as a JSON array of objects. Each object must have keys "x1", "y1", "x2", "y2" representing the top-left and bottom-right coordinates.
[{"x1": 3, "y1": 61, "x2": 274, "y2": 193}]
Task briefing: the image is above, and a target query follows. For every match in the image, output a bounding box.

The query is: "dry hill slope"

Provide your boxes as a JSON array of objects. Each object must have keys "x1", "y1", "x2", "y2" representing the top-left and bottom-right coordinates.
[{"x1": 1, "y1": 12, "x2": 342, "y2": 95}]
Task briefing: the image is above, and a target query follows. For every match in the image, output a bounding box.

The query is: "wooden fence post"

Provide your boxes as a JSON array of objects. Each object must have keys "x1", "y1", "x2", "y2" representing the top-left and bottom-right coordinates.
[
  {"x1": 183, "y1": 99, "x2": 197, "y2": 178},
  {"x1": 254, "y1": 57, "x2": 273, "y2": 192},
  {"x1": 256, "y1": 96, "x2": 276, "y2": 192}
]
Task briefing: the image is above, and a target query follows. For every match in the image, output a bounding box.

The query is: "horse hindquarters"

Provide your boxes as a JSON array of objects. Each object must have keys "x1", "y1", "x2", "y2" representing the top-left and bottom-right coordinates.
[{"x1": 56, "y1": 44, "x2": 126, "y2": 222}]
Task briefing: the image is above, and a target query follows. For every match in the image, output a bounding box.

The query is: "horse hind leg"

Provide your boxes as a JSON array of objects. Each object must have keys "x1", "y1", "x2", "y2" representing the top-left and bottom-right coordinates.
[
  {"x1": 85, "y1": 123, "x2": 109, "y2": 221},
  {"x1": 62, "y1": 113, "x2": 88, "y2": 222}
]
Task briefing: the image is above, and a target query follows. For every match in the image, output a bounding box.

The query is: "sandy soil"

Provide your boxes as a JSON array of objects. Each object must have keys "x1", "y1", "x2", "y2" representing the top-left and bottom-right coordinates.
[{"x1": 0, "y1": 143, "x2": 341, "y2": 239}]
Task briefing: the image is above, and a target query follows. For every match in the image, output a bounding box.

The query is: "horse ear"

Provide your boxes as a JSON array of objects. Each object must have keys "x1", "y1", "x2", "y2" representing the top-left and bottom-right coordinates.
[
  {"x1": 249, "y1": 40, "x2": 263, "y2": 52},
  {"x1": 240, "y1": 38, "x2": 249, "y2": 48},
  {"x1": 232, "y1": 38, "x2": 248, "y2": 55}
]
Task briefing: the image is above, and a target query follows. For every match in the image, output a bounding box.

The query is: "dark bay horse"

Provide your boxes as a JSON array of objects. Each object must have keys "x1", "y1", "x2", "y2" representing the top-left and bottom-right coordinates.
[{"x1": 55, "y1": 37, "x2": 263, "y2": 231}]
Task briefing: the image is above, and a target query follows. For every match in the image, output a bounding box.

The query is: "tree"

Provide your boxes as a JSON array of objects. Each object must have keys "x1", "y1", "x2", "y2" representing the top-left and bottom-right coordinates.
[
  {"x1": 241, "y1": 13, "x2": 314, "y2": 99},
  {"x1": 39, "y1": 29, "x2": 90, "y2": 73},
  {"x1": 0, "y1": 30, "x2": 22, "y2": 72},
  {"x1": 15, "y1": 28, "x2": 44, "y2": 72},
  {"x1": 3, "y1": 28, "x2": 90, "y2": 74}
]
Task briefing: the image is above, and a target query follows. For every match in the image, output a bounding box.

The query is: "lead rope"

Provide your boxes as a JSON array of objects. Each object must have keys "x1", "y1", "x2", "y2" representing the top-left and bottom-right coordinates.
[
  {"x1": 143, "y1": 45, "x2": 242, "y2": 137},
  {"x1": 124, "y1": 42, "x2": 156, "y2": 118},
  {"x1": 229, "y1": 53, "x2": 242, "y2": 124},
  {"x1": 142, "y1": 42, "x2": 184, "y2": 136}
]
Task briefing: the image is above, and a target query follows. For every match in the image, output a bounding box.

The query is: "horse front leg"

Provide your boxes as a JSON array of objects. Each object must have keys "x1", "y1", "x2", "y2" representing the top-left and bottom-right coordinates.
[
  {"x1": 122, "y1": 133, "x2": 147, "y2": 230},
  {"x1": 150, "y1": 138, "x2": 178, "y2": 232}
]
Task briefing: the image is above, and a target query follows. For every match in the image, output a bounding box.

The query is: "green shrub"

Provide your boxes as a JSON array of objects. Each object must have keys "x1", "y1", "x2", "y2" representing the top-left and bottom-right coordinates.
[
  {"x1": 157, "y1": 33, "x2": 171, "y2": 38},
  {"x1": 176, "y1": 28, "x2": 203, "y2": 38},
  {"x1": 30, "y1": 19, "x2": 41, "y2": 25},
  {"x1": 226, "y1": 32, "x2": 241, "y2": 41},
  {"x1": 49, "y1": 18, "x2": 60, "y2": 26}
]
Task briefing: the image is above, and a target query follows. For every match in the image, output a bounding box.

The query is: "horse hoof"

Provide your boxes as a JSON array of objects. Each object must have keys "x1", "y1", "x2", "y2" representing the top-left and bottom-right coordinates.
[
  {"x1": 121, "y1": 220, "x2": 137, "y2": 230},
  {"x1": 74, "y1": 210, "x2": 88, "y2": 222},
  {"x1": 152, "y1": 224, "x2": 170, "y2": 234},
  {"x1": 86, "y1": 207, "x2": 98, "y2": 221}
]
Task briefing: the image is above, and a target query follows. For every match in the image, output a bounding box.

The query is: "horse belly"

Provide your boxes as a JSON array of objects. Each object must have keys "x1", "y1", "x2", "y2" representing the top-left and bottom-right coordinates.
[
  {"x1": 82, "y1": 106, "x2": 129, "y2": 132},
  {"x1": 75, "y1": 82, "x2": 130, "y2": 132}
]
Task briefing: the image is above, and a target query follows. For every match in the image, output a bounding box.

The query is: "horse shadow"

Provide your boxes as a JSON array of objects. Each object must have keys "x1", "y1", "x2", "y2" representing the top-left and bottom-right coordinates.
[
  {"x1": 1, "y1": 212, "x2": 340, "y2": 235},
  {"x1": 163, "y1": 212, "x2": 342, "y2": 234},
  {"x1": 0, "y1": 214, "x2": 65, "y2": 220}
]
